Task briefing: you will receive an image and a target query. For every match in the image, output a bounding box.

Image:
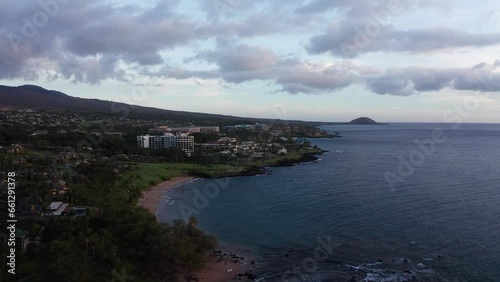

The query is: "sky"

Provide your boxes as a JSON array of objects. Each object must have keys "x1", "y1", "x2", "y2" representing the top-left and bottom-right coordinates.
[{"x1": 1, "y1": 0, "x2": 500, "y2": 122}]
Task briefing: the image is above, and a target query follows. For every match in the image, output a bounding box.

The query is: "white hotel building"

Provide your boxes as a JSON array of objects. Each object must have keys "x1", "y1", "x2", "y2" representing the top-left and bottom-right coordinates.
[{"x1": 137, "y1": 133, "x2": 194, "y2": 156}]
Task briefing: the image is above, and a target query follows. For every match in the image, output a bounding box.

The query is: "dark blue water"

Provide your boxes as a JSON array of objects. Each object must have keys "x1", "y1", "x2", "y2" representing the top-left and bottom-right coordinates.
[{"x1": 159, "y1": 123, "x2": 500, "y2": 281}]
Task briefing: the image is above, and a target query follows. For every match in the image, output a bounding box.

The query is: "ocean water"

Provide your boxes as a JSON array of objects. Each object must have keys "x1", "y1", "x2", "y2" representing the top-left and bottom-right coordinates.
[{"x1": 159, "y1": 123, "x2": 500, "y2": 281}]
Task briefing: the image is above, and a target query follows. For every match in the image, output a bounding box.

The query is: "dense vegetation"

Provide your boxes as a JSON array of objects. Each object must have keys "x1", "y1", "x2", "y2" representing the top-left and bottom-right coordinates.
[{"x1": 1, "y1": 160, "x2": 217, "y2": 282}]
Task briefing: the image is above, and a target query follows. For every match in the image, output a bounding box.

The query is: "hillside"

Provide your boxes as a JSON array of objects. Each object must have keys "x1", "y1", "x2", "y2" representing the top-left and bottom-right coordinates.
[{"x1": 0, "y1": 85, "x2": 294, "y2": 125}]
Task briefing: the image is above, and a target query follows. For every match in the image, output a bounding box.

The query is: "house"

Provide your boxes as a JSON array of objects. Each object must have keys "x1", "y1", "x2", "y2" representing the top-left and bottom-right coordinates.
[
  {"x1": 278, "y1": 148, "x2": 288, "y2": 155},
  {"x1": 47, "y1": 202, "x2": 70, "y2": 216},
  {"x1": 218, "y1": 137, "x2": 237, "y2": 144},
  {"x1": 5, "y1": 144, "x2": 26, "y2": 154},
  {"x1": 239, "y1": 141, "x2": 256, "y2": 150}
]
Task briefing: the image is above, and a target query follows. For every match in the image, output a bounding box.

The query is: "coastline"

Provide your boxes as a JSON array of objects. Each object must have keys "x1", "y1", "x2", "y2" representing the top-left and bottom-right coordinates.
[
  {"x1": 137, "y1": 176, "x2": 254, "y2": 282},
  {"x1": 136, "y1": 176, "x2": 195, "y2": 218},
  {"x1": 136, "y1": 149, "x2": 326, "y2": 281},
  {"x1": 195, "y1": 251, "x2": 255, "y2": 282},
  {"x1": 188, "y1": 149, "x2": 327, "y2": 179}
]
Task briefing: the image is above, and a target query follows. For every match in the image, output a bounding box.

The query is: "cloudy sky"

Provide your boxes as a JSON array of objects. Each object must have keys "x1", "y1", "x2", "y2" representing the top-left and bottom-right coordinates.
[{"x1": 1, "y1": 0, "x2": 500, "y2": 122}]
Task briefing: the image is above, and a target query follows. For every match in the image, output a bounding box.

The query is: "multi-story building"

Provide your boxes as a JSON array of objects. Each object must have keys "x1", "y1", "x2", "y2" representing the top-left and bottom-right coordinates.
[
  {"x1": 175, "y1": 134, "x2": 195, "y2": 155},
  {"x1": 152, "y1": 126, "x2": 220, "y2": 134},
  {"x1": 137, "y1": 133, "x2": 194, "y2": 156}
]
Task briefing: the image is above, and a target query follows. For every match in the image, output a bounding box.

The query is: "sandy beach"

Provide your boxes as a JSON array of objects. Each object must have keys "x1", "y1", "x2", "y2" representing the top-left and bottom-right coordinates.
[
  {"x1": 195, "y1": 251, "x2": 255, "y2": 282},
  {"x1": 137, "y1": 176, "x2": 255, "y2": 281},
  {"x1": 137, "y1": 176, "x2": 195, "y2": 218}
]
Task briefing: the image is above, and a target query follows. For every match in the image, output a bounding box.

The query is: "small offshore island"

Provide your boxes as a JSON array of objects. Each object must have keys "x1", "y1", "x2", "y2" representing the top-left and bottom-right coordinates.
[
  {"x1": 322, "y1": 116, "x2": 388, "y2": 126},
  {"x1": 349, "y1": 117, "x2": 388, "y2": 125}
]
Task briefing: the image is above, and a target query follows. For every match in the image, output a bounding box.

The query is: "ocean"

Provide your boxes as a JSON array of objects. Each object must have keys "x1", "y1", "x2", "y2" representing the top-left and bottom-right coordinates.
[{"x1": 158, "y1": 123, "x2": 500, "y2": 281}]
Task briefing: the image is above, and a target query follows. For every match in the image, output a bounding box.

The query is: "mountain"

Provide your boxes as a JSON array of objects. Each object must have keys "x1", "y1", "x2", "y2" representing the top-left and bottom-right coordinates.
[
  {"x1": 19, "y1": 85, "x2": 69, "y2": 97},
  {"x1": 349, "y1": 117, "x2": 385, "y2": 125},
  {"x1": 0, "y1": 85, "x2": 296, "y2": 124}
]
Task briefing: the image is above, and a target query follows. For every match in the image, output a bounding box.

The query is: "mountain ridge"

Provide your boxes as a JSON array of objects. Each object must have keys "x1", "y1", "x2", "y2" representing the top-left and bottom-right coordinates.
[{"x1": 0, "y1": 85, "x2": 310, "y2": 124}]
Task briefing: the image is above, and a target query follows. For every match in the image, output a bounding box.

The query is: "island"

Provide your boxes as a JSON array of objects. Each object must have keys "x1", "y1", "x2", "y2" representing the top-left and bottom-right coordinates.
[{"x1": 349, "y1": 117, "x2": 388, "y2": 125}]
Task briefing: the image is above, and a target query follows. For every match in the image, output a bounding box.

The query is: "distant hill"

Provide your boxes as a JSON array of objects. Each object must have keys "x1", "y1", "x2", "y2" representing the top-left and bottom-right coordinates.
[
  {"x1": 0, "y1": 85, "x2": 307, "y2": 125},
  {"x1": 349, "y1": 117, "x2": 386, "y2": 125}
]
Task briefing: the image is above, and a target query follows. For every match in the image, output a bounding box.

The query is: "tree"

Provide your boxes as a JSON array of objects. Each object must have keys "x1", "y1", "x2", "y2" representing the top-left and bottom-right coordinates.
[{"x1": 188, "y1": 216, "x2": 198, "y2": 228}]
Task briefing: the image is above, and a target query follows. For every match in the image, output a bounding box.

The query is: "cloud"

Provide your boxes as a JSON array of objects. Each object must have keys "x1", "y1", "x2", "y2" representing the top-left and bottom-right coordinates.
[
  {"x1": 183, "y1": 45, "x2": 364, "y2": 93},
  {"x1": 0, "y1": 0, "x2": 305, "y2": 82},
  {"x1": 296, "y1": 0, "x2": 449, "y2": 16},
  {"x1": 300, "y1": 0, "x2": 500, "y2": 58},
  {"x1": 182, "y1": 44, "x2": 500, "y2": 96},
  {"x1": 366, "y1": 62, "x2": 500, "y2": 96},
  {"x1": 201, "y1": 44, "x2": 278, "y2": 72},
  {"x1": 308, "y1": 27, "x2": 500, "y2": 58},
  {"x1": 0, "y1": 0, "x2": 197, "y2": 82},
  {"x1": 273, "y1": 59, "x2": 357, "y2": 94},
  {"x1": 0, "y1": 0, "x2": 498, "y2": 100}
]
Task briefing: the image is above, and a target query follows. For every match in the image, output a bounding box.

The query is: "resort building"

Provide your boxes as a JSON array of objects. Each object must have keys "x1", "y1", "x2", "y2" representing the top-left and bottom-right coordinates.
[
  {"x1": 137, "y1": 133, "x2": 195, "y2": 156},
  {"x1": 223, "y1": 123, "x2": 270, "y2": 131},
  {"x1": 152, "y1": 126, "x2": 220, "y2": 134}
]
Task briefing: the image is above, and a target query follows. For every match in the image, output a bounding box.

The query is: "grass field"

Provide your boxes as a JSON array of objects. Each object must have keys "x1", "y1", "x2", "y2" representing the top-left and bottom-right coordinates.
[
  {"x1": 119, "y1": 162, "x2": 243, "y2": 191},
  {"x1": 119, "y1": 149, "x2": 322, "y2": 192}
]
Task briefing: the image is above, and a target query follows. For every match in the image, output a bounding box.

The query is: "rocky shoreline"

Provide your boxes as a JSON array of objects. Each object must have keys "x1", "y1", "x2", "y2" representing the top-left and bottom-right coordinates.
[{"x1": 189, "y1": 149, "x2": 326, "y2": 179}]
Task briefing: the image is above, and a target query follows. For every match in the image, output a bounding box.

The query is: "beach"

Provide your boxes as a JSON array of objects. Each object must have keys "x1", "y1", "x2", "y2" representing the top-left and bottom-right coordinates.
[
  {"x1": 137, "y1": 176, "x2": 195, "y2": 218},
  {"x1": 137, "y1": 176, "x2": 254, "y2": 281},
  {"x1": 195, "y1": 251, "x2": 255, "y2": 282}
]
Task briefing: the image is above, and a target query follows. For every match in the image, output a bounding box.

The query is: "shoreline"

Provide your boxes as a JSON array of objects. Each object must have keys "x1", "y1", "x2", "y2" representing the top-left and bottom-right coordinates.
[
  {"x1": 189, "y1": 149, "x2": 326, "y2": 179},
  {"x1": 195, "y1": 251, "x2": 256, "y2": 282},
  {"x1": 137, "y1": 149, "x2": 326, "y2": 281},
  {"x1": 137, "y1": 176, "x2": 254, "y2": 282},
  {"x1": 136, "y1": 176, "x2": 195, "y2": 218}
]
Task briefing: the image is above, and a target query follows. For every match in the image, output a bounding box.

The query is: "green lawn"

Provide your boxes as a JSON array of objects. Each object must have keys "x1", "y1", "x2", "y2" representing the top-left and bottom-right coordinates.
[
  {"x1": 120, "y1": 163, "x2": 185, "y2": 191},
  {"x1": 119, "y1": 162, "x2": 243, "y2": 191}
]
